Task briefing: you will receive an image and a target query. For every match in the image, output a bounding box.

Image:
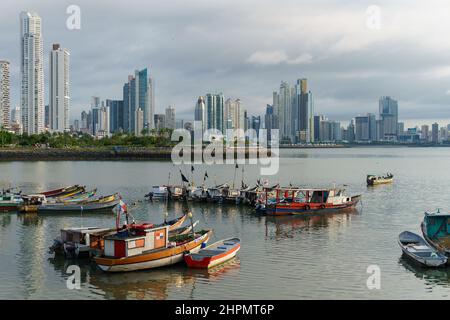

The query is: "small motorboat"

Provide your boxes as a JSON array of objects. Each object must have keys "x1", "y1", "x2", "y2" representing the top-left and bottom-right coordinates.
[
  {"x1": 398, "y1": 231, "x2": 447, "y2": 267},
  {"x1": 367, "y1": 173, "x2": 394, "y2": 186},
  {"x1": 184, "y1": 238, "x2": 241, "y2": 269}
]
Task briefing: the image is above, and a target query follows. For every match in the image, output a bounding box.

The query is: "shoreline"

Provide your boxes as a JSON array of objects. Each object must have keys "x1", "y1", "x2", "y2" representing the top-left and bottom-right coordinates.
[{"x1": 0, "y1": 144, "x2": 449, "y2": 161}]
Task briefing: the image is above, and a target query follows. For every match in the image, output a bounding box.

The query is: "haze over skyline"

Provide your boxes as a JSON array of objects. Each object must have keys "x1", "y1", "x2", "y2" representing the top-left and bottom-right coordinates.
[{"x1": 3, "y1": 0, "x2": 450, "y2": 124}]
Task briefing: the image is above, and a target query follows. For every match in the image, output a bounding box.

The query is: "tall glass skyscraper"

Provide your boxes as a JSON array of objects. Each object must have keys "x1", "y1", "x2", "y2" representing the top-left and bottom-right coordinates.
[{"x1": 379, "y1": 96, "x2": 398, "y2": 140}]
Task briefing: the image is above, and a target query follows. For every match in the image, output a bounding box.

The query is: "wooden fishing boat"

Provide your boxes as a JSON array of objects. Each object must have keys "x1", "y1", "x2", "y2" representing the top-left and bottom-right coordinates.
[
  {"x1": 184, "y1": 238, "x2": 240, "y2": 269},
  {"x1": 421, "y1": 211, "x2": 450, "y2": 261},
  {"x1": 94, "y1": 226, "x2": 212, "y2": 272},
  {"x1": 49, "y1": 214, "x2": 188, "y2": 258},
  {"x1": 37, "y1": 194, "x2": 120, "y2": 214},
  {"x1": 42, "y1": 185, "x2": 85, "y2": 198},
  {"x1": 55, "y1": 189, "x2": 97, "y2": 203},
  {"x1": 398, "y1": 231, "x2": 447, "y2": 267},
  {"x1": 0, "y1": 193, "x2": 24, "y2": 212},
  {"x1": 367, "y1": 173, "x2": 393, "y2": 186},
  {"x1": 256, "y1": 187, "x2": 361, "y2": 216},
  {"x1": 223, "y1": 187, "x2": 241, "y2": 204}
]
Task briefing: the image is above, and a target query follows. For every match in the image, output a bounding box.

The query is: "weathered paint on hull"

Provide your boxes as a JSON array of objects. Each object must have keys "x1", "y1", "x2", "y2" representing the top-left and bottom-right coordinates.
[{"x1": 265, "y1": 201, "x2": 360, "y2": 216}]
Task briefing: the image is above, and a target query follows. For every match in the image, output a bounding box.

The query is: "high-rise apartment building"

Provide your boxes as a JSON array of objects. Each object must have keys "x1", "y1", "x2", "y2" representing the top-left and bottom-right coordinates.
[
  {"x1": 49, "y1": 44, "x2": 70, "y2": 132},
  {"x1": 165, "y1": 105, "x2": 175, "y2": 130},
  {"x1": 379, "y1": 96, "x2": 398, "y2": 140},
  {"x1": 20, "y1": 11, "x2": 44, "y2": 134},
  {"x1": 0, "y1": 61, "x2": 10, "y2": 129},
  {"x1": 205, "y1": 93, "x2": 224, "y2": 133}
]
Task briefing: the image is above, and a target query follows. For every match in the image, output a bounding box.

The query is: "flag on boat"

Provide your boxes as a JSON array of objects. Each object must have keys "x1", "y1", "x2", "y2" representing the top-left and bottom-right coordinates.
[
  {"x1": 118, "y1": 200, "x2": 127, "y2": 214},
  {"x1": 235, "y1": 163, "x2": 239, "y2": 169},
  {"x1": 191, "y1": 165, "x2": 195, "y2": 172},
  {"x1": 263, "y1": 179, "x2": 269, "y2": 186},
  {"x1": 180, "y1": 171, "x2": 190, "y2": 183},
  {"x1": 204, "y1": 171, "x2": 208, "y2": 180}
]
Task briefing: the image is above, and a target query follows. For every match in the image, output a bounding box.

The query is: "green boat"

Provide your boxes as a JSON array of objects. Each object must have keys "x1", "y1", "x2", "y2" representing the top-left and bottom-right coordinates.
[{"x1": 0, "y1": 193, "x2": 24, "y2": 212}]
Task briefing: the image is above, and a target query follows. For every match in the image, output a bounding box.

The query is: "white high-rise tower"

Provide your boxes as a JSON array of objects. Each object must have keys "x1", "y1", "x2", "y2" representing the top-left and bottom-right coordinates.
[
  {"x1": 20, "y1": 11, "x2": 44, "y2": 134},
  {"x1": 0, "y1": 61, "x2": 10, "y2": 129},
  {"x1": 49, "y1": 43, "x2": 70, "y2": 132}
]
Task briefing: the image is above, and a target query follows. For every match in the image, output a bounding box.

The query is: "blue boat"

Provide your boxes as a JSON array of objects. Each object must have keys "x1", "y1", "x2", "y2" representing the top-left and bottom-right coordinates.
[{"x1": 421, "y1": 210, "x2": 450, "y2": 260}]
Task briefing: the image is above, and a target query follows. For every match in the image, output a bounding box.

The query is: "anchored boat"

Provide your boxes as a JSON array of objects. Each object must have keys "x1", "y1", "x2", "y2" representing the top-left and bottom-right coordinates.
[
  {"x1": 49, "y1": 214, "x2": 189, "y2": 259},
  {"x1": 184, "y1": 238, "x2": 240, "y2": 269},
  {"x1": 367, "y1": 173, "x2": 393, "y2": 186},
  {"x1": 37, "y1": 194, "x2": 120, "y2": 214},
  {"x1": 398, "y1": 231, "x2": 447, "y2": 267},
  {"x1": 0, "y1": 192, "x2": 24, "y2": 212},
  {"x1": 421, "y1": 210, "x2": 450, "y2": 261},
  {"x1": 94, "y1": 224, "x2": 212, "y2": 272},
  {"x1": 256, "y1": 187, "x2": 361, "y2": 215}
]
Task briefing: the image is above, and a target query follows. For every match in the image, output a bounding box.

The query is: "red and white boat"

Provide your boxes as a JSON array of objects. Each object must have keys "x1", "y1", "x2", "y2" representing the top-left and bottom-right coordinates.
[{"x1": 184, "y1": 238, "x2": 241, "y2": 269}]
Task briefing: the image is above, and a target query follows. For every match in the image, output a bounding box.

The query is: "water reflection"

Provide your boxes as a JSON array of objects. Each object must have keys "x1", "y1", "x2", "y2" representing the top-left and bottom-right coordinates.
[
  {"x1": 265, "y1": 208, "x2": 360, "y2": 239},
  {"x1": 398, "y1": 257, "x2": 450, "y2": 289}
]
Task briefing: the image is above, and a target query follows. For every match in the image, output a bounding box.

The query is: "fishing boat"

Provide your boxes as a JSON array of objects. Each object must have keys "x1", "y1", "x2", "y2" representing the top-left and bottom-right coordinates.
[
  {"x1": 367, "y1": 173, "x2": 394, "y2": 186},
  {"x1": 223, "y1": 187, "x2": 241, "y2": 204},
  {"x1": 421, "y1": 210, "x2": 450, "y2": 260},
  {"x1": 42, "y1": 185, "x2": 85, "y2": 198},
  {"x1": 37, "y1": 194, "x2": 120, "y2": 214},
  {"x1": 206, "y1": 184, "x2": 228, "y2": 203},
  {"x1": 184, "y1": 238, "x2": 240, "y2": 269},
  {"x1": 49, "y1": 214, "x2": 189, "y2": 259},
  {"x1": 167, "y1": 185, "x2": 185, "y2": 200},
  {"x1": 54, "y1": 189, "x2": 97, "y2": 203},
  {"x1": 398, "y1": 231, "x2": 447, "y2": 267},
  {"x1": 19, "y1": 194, "x2": 47, "y2": 213},
  {"x1": 94, "y1": 225, "x2": 212, "y2": 272},
  {"x1": 0, "y1": 192, "x2": 24, "y2": 212},
  {"x1": 256, "y1": 187, "x2": 361, "y2": 216}
]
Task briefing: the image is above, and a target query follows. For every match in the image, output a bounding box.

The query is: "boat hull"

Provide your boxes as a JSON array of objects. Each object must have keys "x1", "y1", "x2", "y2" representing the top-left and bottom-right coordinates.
[
  {"x1": 264, "y1": 196, "x2": 361, "y2": 216},
  {"x1": 185, "y1": 245, "x2": 240, "y2": 269},
  {"x1": 37, "y1": 199, "x2": 119, "y2": 214}
]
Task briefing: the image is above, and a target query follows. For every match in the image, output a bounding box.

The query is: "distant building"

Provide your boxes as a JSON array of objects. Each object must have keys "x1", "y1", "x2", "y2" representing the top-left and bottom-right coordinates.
[
  {"x1": 265, "y1": 104, "x2": 278, "y2": 144},
  {"x1": 421, "y1": 125, "x2": 429, "y2": 142},
  {"x1": 21, "y1": 12, "x2": 44, "y2": 134},
  {"x1": 432, "y1": 122, "x2": 439, "y2": 144},
  {"x1": 49, "y1": 43, "x2": 70, "y2": 132},
  {"x1": 379, "y1": 96, "x2": 398, "y2": 140},
  {"x1": 165, "y1": 105, "x2": 175, "y2": 129},
  {"x1": 154, "y1": 114, "x2": 165, "y2": 130},
  {"x1": 106, "y1": 99, "x2": 124, "y2": 133},
  {"x1": 123, "y1": 68, "x2": 154, "y2": 134},
  {"x1": 0, "y1": 60, "x2": 10, "y2": 129},
  {"x1": 354, "y1": 113, "x2": 376, "y2": 141},
  {"x1": 205, "y1": 93, "x2": 224, "y2": 133},
  {"x1": 135, "y1": 108, "x2": 144, "y2": 136},
  {"x1": 195, "y1": 96, "x2": 206, "y2": 132}
]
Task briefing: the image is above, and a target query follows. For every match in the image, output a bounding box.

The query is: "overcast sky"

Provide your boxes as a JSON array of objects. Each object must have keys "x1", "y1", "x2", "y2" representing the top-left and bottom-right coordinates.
[{"x1": 3, "y1": 0, "x2": 450, "y2": 126}]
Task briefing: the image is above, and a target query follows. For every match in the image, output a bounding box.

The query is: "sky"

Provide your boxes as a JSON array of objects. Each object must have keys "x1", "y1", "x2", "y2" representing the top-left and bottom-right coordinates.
[{"x1": 3, "y1": 0, "x2": 450, "y2": 126}]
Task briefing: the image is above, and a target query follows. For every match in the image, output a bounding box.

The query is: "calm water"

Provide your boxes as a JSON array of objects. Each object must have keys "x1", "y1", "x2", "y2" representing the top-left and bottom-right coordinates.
[{"x1": 1, "y1": 147, "x2": 450, "y2": 299}]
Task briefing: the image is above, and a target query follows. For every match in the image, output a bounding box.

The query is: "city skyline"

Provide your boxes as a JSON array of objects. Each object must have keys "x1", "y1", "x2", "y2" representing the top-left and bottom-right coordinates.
[{"x1": 4, "y1": 2, "x2": 450, "y2": 124}]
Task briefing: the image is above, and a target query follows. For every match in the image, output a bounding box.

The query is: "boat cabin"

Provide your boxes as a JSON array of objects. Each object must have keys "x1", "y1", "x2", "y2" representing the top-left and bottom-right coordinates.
[
  {"x1": 103, "y1": 224, "x2": 169, "y2": 259},
  {"x1": 423, "y1": 212, "x2": 450, "y2": 240}
]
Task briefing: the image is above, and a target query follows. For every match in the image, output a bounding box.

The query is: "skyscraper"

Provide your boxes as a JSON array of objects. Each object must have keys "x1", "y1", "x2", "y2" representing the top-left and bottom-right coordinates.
[
  {"x1": 195, "y1": 96, "x2": 206, "y2": 132},
  {"x1": 432, "y1": 122, "x2": 439, "y2": 144},
  {"x1": 20, "y1": 11, "x2": 44, "y2": 134},
  {"x1": 379, "y1": 96, "x2": 398, "y2": 140},
  {"x1": 265, "y1": 104, "x2": 278, "y2": 143},
  {"x1": 49, "y1": 44, "x2": 70, "y2": 132},
  {"x1": 205, "y1": 93, "x2": 224, "y2": 133},
  {"x1": 122, "y1": 68, "x2": 153, "y2": 134},
  {"x1": 106, "y1": 99, "x2": 124, "y2": 133},
  {"x1": 278, "y1": 81, "x2": 292, "y2": 142},
  {"x1": 165, "y1": 105, "x2": 175, "y2": 129},
  {"x1": 0, "y1": 60, "x2": 10, "y2": 129},
  {"x1": 224, "y1": 98, "x2": 244, "y2": 131}
]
